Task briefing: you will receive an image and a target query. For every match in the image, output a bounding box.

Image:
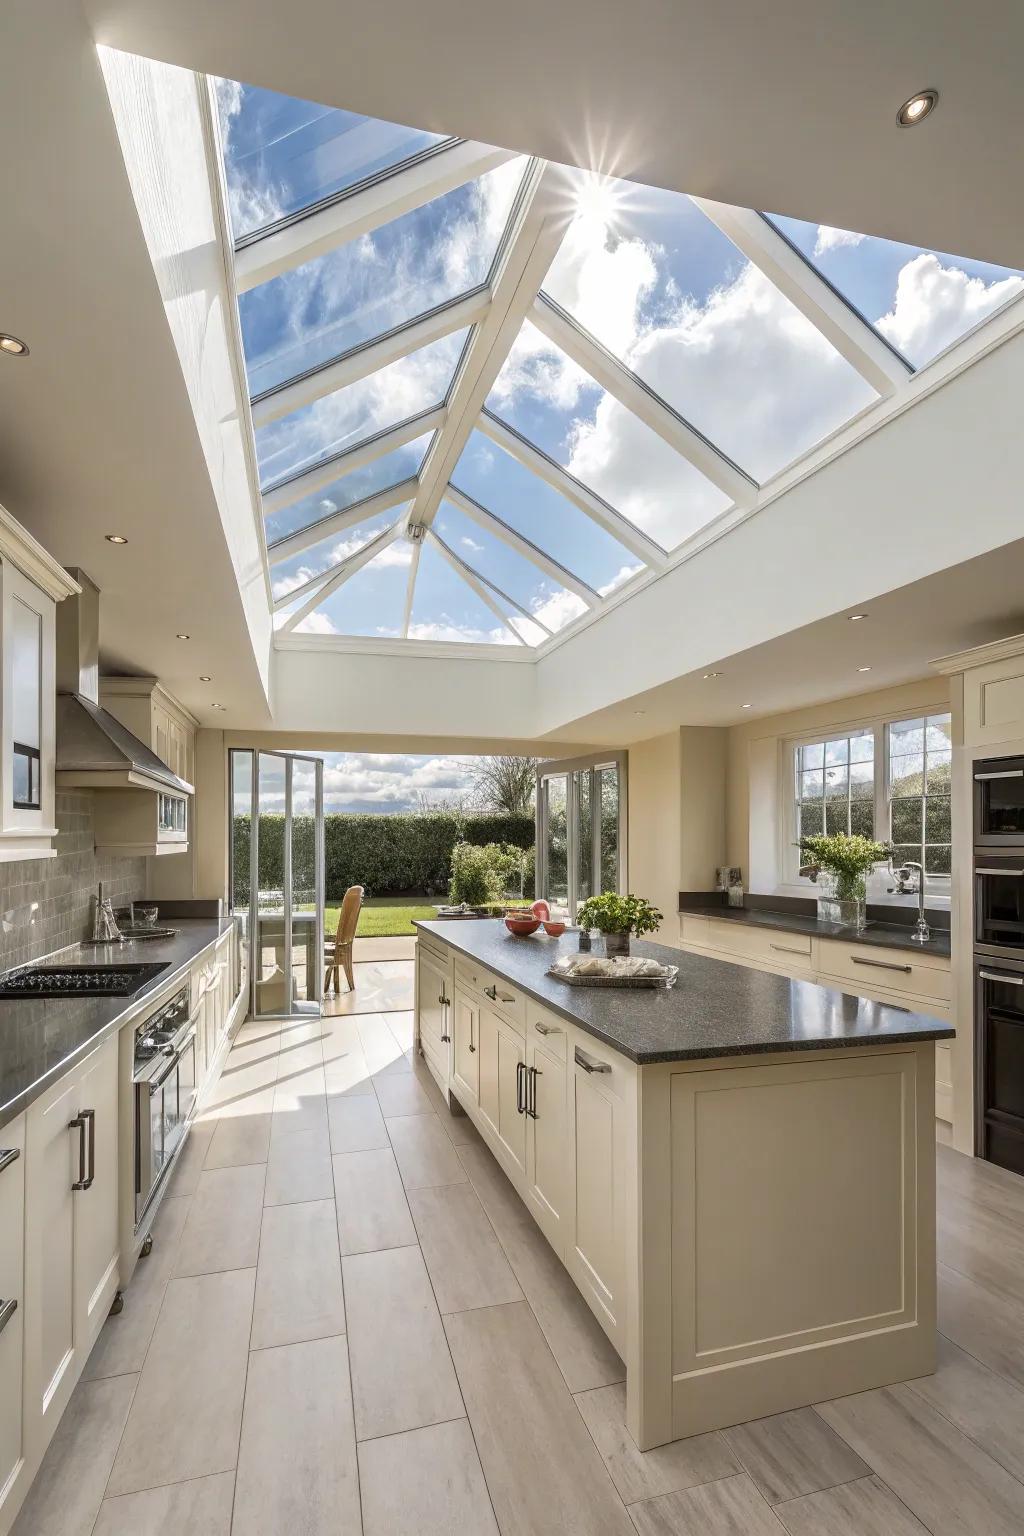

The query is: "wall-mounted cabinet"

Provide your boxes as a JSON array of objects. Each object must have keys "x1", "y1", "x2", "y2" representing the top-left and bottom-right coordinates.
[
  {"x1": 90, "y1": 677, "x2": 197, "y2": 857},
  {"x1": 0, "y1": 506, "x2": 80, "y2": 863}
]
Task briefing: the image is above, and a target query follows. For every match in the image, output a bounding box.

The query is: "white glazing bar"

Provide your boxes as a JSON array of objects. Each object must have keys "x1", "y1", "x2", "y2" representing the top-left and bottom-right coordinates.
[
  {"x1": 261, "y1": 407, "x2": 445, "y2": 517},
  {"x1": 401, "y1": 536, "x2": 422, "y2": 638},
  {"x1": 267, "y1": 477, "x2": 418, "y2": 565},
  {"x1": 427, "y1": 531, "x2": 526, "y2": 644},
  {"x1": 429, "y1": 528, "x2": 553, "y2": 635},
  {"x1": 279, "y1": 520, "x2": 405, "y2": 633},
  {"x1": 446, "y1": 485, "x2": 598, "y2": 606}
]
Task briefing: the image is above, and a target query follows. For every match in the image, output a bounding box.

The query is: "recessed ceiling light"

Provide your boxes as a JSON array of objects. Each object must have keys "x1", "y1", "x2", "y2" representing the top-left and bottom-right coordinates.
[
  {"x1": 176, "y1": 633, "x2": 190, "y2": 641},
  {"x1": 105, "y1": 533, "x2": 128, "y2": 545},
  {"x1": 633, "y1": 709, "x2": 646, "y2": 716},
  {"x1": 848, "y1": 613, "x2": 868, "y2": 622},
  {"x1": 0, "y1": 334, "x2": 29, "y2": 357},
  {"x1": 857, "y1": 666, "x2": 872, "y2": 673},
  {"x1": 199, "y1": 675, "x2": 212, "y2": 683},
  {"x1": 211, "y1": 704, "x2": 226, "y2": 711},
  {"x1": 897, "y1": 89, "x2": 938, "y2": 128},
  {"x1": 702, "y1": 671, "x2": 721, "y2": 680},
  {"x1": 741, "y1": 703, "x2": 753, "y2": 710}
]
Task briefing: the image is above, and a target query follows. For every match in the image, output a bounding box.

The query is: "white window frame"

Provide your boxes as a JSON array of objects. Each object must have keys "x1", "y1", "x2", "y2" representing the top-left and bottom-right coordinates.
[{"x1": 779, "y1": 708, "x2": 952, "y2": 906}]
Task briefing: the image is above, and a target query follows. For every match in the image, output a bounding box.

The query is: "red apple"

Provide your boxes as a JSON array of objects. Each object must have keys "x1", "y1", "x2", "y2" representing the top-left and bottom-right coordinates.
[{"x1": 531, "y1": 899, "x2": 550, "y2": 921}]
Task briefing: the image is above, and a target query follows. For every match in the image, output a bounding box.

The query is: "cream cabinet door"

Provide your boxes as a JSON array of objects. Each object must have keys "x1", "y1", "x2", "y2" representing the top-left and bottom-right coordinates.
[
  {"x1": 0, "y1": 1115, "x2": 26, "y2": 1530},
  {"x1": 72, "y1": 1036, "x2": 120, "y2": 1350},
  {"x1": 417, "y1": 951, "x2": 448, "y2": 1062},
  {"x1": 494, "y1": 1016, "x2": 527, "y2": 1183},
  {"x1": 477, "y1": 1004, "x2": 499, "y2": 1138},
  {"x1": 525, "y1": 1035, "x2": 569, "y2": 1255},
  {"x1": 452, "y1": 991, "x2": 480, "y2": 1105},
  {"x1": 569, "y1": 1044, "x2": 627, "y2": 1350}
]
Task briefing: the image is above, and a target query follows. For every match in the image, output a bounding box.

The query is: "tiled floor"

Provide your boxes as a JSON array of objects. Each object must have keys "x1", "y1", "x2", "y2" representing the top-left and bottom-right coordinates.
[{"x1": 14, "y1": 955, "x2": 1024, "y2": 1535}]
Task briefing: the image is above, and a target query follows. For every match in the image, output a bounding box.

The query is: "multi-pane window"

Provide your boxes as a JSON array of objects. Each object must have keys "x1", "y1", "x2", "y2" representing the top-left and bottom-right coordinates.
[
  {"x1": 795, "y1": 729, "x2": 875, "y2": 842},
  {"x1": 887, "y1": 714, "x2": 952, "y2": 876}
]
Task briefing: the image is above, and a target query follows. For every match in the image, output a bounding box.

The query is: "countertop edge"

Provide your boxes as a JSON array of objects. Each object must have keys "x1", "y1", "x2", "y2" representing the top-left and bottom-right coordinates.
[{"x1": 677, "y1": 904, "x2": 952, "y2": 958}]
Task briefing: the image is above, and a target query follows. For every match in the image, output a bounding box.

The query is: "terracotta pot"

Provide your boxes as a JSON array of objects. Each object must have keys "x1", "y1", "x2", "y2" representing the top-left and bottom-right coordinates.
[{"x1": 603, "y1": 931, "x2": 630, "y2": 957}]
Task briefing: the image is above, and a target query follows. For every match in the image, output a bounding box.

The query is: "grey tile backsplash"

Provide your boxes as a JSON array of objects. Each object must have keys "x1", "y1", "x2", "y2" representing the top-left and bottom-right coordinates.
[{"x1": 0, "y1": 792, "x2": 146, "y2": 972}]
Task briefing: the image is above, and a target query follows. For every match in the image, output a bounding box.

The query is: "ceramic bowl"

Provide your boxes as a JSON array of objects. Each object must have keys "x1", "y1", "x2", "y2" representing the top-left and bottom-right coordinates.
[
  {"x1": 504, "y1": 915, "x2": 541, "y2": 936},
  {"x1": 542, "y1": 920, "x2": 567, "y2": 937},
  {"x1": 530, "y1": 899, "x2": 551, "y2": 921}
]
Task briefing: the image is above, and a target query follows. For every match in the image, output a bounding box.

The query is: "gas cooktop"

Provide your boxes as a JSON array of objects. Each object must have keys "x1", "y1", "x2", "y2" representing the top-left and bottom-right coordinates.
[{"x1": 0, "y1": 962, "x2": 171, "y2": 998}]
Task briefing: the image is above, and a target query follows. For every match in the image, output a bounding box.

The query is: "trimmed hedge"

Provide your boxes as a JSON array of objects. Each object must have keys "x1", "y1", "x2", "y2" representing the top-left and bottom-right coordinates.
[{"x1": 232, "y1": 810, "x2": 534, "y2": 902}]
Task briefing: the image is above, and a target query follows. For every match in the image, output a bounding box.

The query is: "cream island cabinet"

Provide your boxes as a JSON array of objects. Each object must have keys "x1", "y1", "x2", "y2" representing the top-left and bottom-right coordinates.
[{"x1": 414, "y1": 919, "x2": 953, "y2": 1450}]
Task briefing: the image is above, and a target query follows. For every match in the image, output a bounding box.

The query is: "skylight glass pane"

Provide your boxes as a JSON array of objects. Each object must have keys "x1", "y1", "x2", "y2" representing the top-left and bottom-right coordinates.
[
  {"x1": 265, "y1": 432, "x2": 432, "y2": 545},
  {"x1": 766, "y1": 213, "x2": 1024, "y2": 368},
  {"x1": 239, "y1": 160, "x2": 524, "y2": 396},
  {"x1": 541, "y1": 179, "x2": 877, "y2": 482},
  {"x1": 215, "y1": 79, "x2": 446, "y2": 240},
  {"x1": 434, "y1": 501, "x2": 585, "y2": 636},
  {"x1": 409, "y1": 540, "x2": 520, "y2": 646},
  {"x1": 254, "y1": 329, "x2": 466, "y2": 485},
  {"x1": 486, "y1": 319, "x2": 732, "y2": 549},
  {"x1": 299, "y1": 543, "x2": 411, "y2": 636},
  {"x1": 269, "y1": 508, "x2": 405, "y2": 601},
  {"x1": 451, "y1": 430, "x2": 641, "y2": 594}
]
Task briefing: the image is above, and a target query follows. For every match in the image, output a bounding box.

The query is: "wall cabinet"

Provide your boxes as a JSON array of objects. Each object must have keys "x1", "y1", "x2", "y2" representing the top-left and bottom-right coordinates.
[{"x1": 95, "y1": 676, "x2": 196, "y2": 857}]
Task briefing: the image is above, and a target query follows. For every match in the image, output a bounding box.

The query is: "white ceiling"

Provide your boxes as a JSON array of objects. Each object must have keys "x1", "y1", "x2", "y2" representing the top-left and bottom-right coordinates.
[{"x1": 86, "y1": 0, "x2": 1024, "y2": 268}]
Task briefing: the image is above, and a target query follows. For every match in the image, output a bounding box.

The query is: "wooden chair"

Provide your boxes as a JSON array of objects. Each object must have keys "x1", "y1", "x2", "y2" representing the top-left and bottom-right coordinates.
[{"x1": 324, "y1": 885, "x2": 363, "y2": 995}]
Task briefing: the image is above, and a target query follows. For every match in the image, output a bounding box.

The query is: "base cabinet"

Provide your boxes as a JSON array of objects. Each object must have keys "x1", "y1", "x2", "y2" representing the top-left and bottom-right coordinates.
[
  {"x1": 453, "y1": 993, "x2": 481, "y2": 1105},
  {"x1": 568, "y1": 1044, "x2": 627, "y2": 1352},
  {"x1": 524, "y1": 1030, "x2": 569, "y2": 1251},
  {"x1": 0, "y1": 1117, "x2": 26, "y2": 1533}
]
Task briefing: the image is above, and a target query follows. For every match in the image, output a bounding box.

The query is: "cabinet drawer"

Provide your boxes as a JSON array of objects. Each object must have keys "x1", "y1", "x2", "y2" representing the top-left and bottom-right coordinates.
[
  {"x1": 706, "y1": 918, "x2": 814, "y2": 968},
  {"x1": 526, "y1": 1004, "x2": 568, "y2": 1061},
  {"x1": 417, "y1": 932, "x2": 451, "y2": 969},
  {"x1": 817, "y1": 939, "x2": 951, "y2": 1004},
  {"x1": 570, "y1": 1033, "x2": 629, "y2": 1101},
  {"x1": 935, "y1": 1041, "x2": 953, "y2": 1089},
  {"x1": 453, "y1": 958, "x2": 526, "y2": 1028}
]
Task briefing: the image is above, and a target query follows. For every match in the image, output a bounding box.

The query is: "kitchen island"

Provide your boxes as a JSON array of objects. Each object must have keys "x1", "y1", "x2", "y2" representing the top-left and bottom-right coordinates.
[{"x1": 414, "y1": 919, "x2": 954, "y2": 1450}]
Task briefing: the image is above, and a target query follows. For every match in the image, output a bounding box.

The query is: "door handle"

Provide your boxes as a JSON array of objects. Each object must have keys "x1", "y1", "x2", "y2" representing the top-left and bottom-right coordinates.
[
  {"x1": 575, "y1": 1045, "x2": 612, "y2": 1074},
  {"x1": 851, "y1": 957, "x2": 912, "y2": 973},
  {"x1": 527, "y1": 1064, "x2": 540, "y2": 1119},
  {"x1": 0, "y1": 1147, "x2": 20, "y2": 1177},
  {"x1": 69, "y1": 1112, "x2": 89, "y2": 1190},
  {"x1": 84, "y1": 1108, "x2": 95, "y2": 1189},
  {"x1": 770, "y1": 943, "x2": 808, "y2": 955},
  {"x1": 534, "y1": 1020, "x2": 561, "y2": 1036},
  {"x1": 0, "y1": 1297, "x2": 16, "y2": 1336},
  {"x1": 979, "y1": 969, "x2": 1024, "y2": 985},
  {"x1": 440, "y1": 1033, "x2": 451, "y2": 1043},
  {"x1": 485, "y1": 984, "x2": 497, "y2": 1000},
  {"x1": 516, "y1": 1060, "x2": 526, "y2": 1114},
  {"x1": 468, "y1": 1016, "x2": 475, "y2": 1054}
]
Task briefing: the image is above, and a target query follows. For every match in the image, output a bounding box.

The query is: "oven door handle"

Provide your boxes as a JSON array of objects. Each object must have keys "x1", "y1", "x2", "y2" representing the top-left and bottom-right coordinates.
[
  {"x1": 976, "y1": 868, "x2": 1024, "y2": 877},
  {"x1": 149, "y1": 1029, "x2": 195, "y2": 1093},
  {"x1": 975, "y1": 769, "x2": 1024, "y2": 780},
  {"x1": 978, "y1": 969, "x2": 1024, "y2": 985}
]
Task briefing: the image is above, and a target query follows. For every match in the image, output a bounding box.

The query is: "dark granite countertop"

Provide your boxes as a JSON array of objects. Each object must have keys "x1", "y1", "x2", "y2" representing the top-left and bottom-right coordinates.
[
  {"x1": 679, "y1": 904, "x2": 951, "y2": 959},
  {"x1": 415, "y1": 919, "x2": 954, "y2": 1065},
  {"x1": 0, "y1": 919, "x2": 235, "y2": 1131}
]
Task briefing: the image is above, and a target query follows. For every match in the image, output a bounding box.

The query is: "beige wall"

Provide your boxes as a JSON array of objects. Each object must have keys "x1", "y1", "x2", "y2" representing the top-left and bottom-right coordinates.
[{"x1": 628, "y1": 726, "x2": 727, "y2": 938}]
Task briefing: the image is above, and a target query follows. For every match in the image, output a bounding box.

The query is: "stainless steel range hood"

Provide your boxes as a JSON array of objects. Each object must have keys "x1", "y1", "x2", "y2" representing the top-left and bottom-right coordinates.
[{"x1": 55, "y1": 570, "x2": 193, "y2": 796}]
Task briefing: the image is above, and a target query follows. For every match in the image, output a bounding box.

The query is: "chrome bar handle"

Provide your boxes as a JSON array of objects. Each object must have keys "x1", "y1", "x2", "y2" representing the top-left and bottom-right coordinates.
[
  {"x1": 575, "y1": 1045, "x2": 612, "y2": 1074},
  {"x1": 979, "y1": 969, "x2": 1024, "y2": 985},
  {"x1": 527, "y1": 1064, "x2": 539, "y2": 1119},
  {"x1": 0, "y1": 1298, "x2": 16, "y2": 1336},
  {"x1": 851, "y1": 957, "x2": 912, "y2": 973},
  {"x1": 0, "y1": 1147, "x2": 20, "y2": 1177},
  {"x1": 770, "y1": 943, "x2": 808, "y2": 955},
  {"x1": 534, "y1": 1020, "x2": 561, "y2": 1036}
]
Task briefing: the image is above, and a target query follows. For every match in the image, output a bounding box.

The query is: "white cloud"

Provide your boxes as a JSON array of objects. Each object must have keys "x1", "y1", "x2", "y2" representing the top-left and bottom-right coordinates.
[
  {"x1": 460, "y1": 535, "x2": 484, "y2": 553},
  {"x1": 270, "y1": 523, "x2": 411, "y2": 600},
  {"x1": 295, "y1": 611, "x2": 339, "y2": 635},
  {"x1": 813, "y1": 225, "x2": 865, "y2": 257},
  {"x1": 876, "y1": 251, "x2": 1024, "y2": 365},
  {"x1": 405, "y1": 619, "x2": 518, "y2": 646},
  {"x1": 215, "y1": 79, "x2": 288, "y2": 236}
]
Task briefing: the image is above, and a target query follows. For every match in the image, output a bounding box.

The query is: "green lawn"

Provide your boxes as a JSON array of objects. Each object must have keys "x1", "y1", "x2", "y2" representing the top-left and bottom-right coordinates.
[{"x1": 323, "y1": 896, "x2": 438, "y2": 939}]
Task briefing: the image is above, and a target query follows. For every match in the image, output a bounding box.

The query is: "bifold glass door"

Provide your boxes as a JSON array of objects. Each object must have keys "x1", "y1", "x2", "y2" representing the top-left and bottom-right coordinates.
[
  {"x1": 229, "y1": 749, "x2": 324, "y2": 1018},
  {"x1": 536, "y1": 752, "x2": 626, "y2": 920}
]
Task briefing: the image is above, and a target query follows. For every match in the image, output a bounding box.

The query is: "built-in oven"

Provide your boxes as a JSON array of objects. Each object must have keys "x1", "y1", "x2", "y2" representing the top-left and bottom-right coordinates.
[
  {"x1": 975, "y1": 852, "x2": 1024, "y2": 953},
  {"x1": 975, "y1": 955, "x2": 1024, "y2": 1175},
  {"x1": 133, "y1": 982, "x2": 194, "y2": 1227},
  {"x1": 974, "y1": 756, "x2": 1024, "y2": 845}
]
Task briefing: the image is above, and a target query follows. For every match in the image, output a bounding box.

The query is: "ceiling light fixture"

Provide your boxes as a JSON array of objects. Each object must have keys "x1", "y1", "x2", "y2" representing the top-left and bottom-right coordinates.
[
  {"x1": 741, "y1": 703, "x2": 753, "y2": 710},
  {"x1": 848, "y1": 613, "x2": 868, "y2": 622},
  {"x1": 633, "y1": 709, "x2": 646, "y2": 716},
  {"x1": 199, "y1": 675, "x2": 211, "y2": 683},
  {"x1": 211, "y1": 704, "x2": 226, "y2": 711},
  {"x1": 897, "y1": 89, "x2": 938, "y2": 127},
  {"x1": 105, "y1": 534, "x2": 128, "y2": 545},
  {"x1": 857, "y1": 666, "x2": 872, "y2": 673},
  {"x1": 702, "y1": 671, "x2": 721, "y2": 680},
  {"x1": 0, "y1": 334, "x2": 29, "y2": 357},
  {"x1": 176, "y1": 633, "x2": 190, "y2": 641}
]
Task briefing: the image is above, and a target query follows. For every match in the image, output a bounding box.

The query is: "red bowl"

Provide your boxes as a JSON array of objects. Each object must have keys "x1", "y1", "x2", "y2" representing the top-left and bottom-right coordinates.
[
  {"x1": 530, "y1": 899, "x2": 551, "y2": 920},
  {"x1": 542, "y1": 920, "x2": 566, "y2": 937},
  {"x1": 504, "y1": 915, "x2": 541, "y2": 936}
]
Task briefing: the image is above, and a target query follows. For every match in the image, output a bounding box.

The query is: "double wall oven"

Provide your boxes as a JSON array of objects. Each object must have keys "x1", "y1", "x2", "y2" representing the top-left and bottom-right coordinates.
[
  {"x1": 133, "y1": 981, "x2": 195, "y2": 1225},
  {"x1": 974, "y1": 756, "x2": 1024, "y2": 1173}
]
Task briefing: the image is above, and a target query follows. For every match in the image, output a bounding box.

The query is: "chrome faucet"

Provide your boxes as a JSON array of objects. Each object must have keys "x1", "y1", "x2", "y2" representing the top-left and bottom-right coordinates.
[
  {"x1": 91, "y1": 881, "x2": 124, "y2": 944},
  {"x1": 887, "y1": 858, "x2": 930, "y2": 945}
]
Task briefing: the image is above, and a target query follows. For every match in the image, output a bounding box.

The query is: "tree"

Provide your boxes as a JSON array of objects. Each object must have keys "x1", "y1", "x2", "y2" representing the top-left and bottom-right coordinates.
[{"x1": 471, "y1": 756, "x2": 539, "y2": 816}]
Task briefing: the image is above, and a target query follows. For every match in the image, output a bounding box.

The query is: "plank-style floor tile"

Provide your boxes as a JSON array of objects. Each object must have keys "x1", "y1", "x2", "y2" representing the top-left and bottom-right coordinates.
[
  {"x1": 629, "y1": 1472, "x2": 785, "y2": 1535},
  {"x1": 233, "y1": 1336, "x2": 361, "y2": 1535},
  {"x1": 264, "y1": 1122, "x2": 334, "y2": 1205},
  {"x1": 203, "y1": 1104, "x2": 273, "y2": 1169},
  {"x1": 723, "y1": 1406, "x2": 869, "y2": 1504},
  {"x1": 444, "y1": 1301, "x2": 633, "y2": 1536},
  {"x1": 359, "y1": 1417, "x2": 499, "y2": 1536},
  {"x1": 576, "y1": 1382, "x2": 737, "y2": 1504},
  {"x1": 409, "y1": 1181, "x2": 523, "y2": 1314},
  {"x1": 938, "y1": 1188, "x2": 1024, "y2": 1307},
  {"x1": 173, "y1": 1162, "x2": 265, "y2": 1277},
  {"x1": 938, "y1": 1261, "x2": 1024, "y2": 1390},
  {"x1": 343, "y1": 1244, "x2": 464, "y2": 1441},
  {"x1": 459, "y1": 1139, "x2": 624, "y2": 1392},
  {"x1": 11, "y1": 1375, "x2": 137, "y2": 1536},
  {"x1": 373, "y1": 1070, "x2": 433, "y2": 1118},
  {"x1": 333, "y1": 1147, "x2": 416, "y2": 1254},
  {"x1": 327, "y1": 1092, "x2": 389, "y2": 1154},
  {"x1": 83, "y1": 1195, "x2": 191, "y2": 1380},
  {"x1": 166, "y1": 1121, "x2": 215, "y2": 1196},
  {"x1": 387, "y1": 1112, "x2": 468, "y2": 1190},
  {"x1": 252, "y1": 1198, "x2": 346, "y2": 1350},
  {"x1": 908, "y1": 1333, "x2": 1024, "y2": 1483},
  {"x1": 817, "y1": 1382, "x2": 1024, "y2": 1536},
  {"x1": 775, "y1": 1473, "x2": 930, "y2": 1536},
  {"x1": 107, "y1": 1268, "x2": 254, "y2": 1496},
  {"x1": 323, "y1": 1047, "x2": 375, "y2": 1095},
  {"x1": 91, "y1": 1472, "x2": 235, "y2": 1536},
  {"x1": 272, "y1": 1063, "x2": 327, "y2": 1129}
]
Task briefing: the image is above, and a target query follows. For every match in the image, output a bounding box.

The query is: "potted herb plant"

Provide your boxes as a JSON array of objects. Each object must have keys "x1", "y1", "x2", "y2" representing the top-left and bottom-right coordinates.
[
  {"x1": 797, "y1": 832, "x2": 892, "y2": 933},
  {"x1": 575, "y1": 892, "x2": 663, "y2": 956}
]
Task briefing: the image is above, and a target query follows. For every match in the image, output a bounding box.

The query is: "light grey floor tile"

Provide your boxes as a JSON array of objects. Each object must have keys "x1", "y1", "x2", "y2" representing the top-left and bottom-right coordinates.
[
  {"x1": 327, "y1": 1092, "x2": 389, "y2": 1154},
  {"x1": 107, "y1": 1268, "x2": 254, "y2": 1496},
  {"x1": 373, "y1": 1071, "x2": 433, "y2": 1118},
  {"x1": 723, "y1": 1406, "x2": 869, "y2": 1504},
  {"x1": 173, "y1": 1163, "x2": 265, "y2": 1277},
  {"x1": 166, "y1": 1121, "x2": 215, "y2": 1196},
  {"x1": 459, "y1": 1139, "x2": 624, "y2": 1392},
  {"x1": 83, "y1": 1195, "x2": 191, "y2": 1380},
  {"x1": 323, "y1": 1047, "x2": 375, "y2": 1095},
  {"x1": 817, "y1": 1382, "x2": 1024, "y2": 1536},
  {"x1": 11, "y1": 1375, "x2": 137, "y2": 1536},
  {"x1": 938, "y1": 1187, "x2": 1024, "y2": 1307},
  {"x1": 252, "y1": 1198, "x2": 346, "y2": 1351},
  {"x1": 203, "y1": 1105, "x2": 272, "y2": 1170},
  {"x1": 344, "y1": 1244, "x2": 464, "y2": 1440},
  {"x1": 444, "y1": 1301, "x2": 633, "y2": 1536},
  {"x1": 386, "y1": 1112, "x2": 468, "y2": 1190},
  {"x1": 272, "y1": 1064, "x2": 327, "y2": 1128},
  {"x1": 333, "y1": 1147, "x2": 416, "y2": 1255},
  {"x1": 233, "y1": 1336, "x2": 361, "y2": 1536},
  {"x1": 264, "y1": 1123, "x2": 334, "y2": 1205},
  {"x1": 576, "y1": 1381, "x2": 738, "y2": 1505},
  {"x1": 908, "y1": 1333, "x2": 1024, "y2": 1483},
  {"x1": 91, "y1": 1472, "x2": 235, "y2": 1536},
  {"x1": 938, "y1": 1261, "x2": 1024, "y2": 1390},
  {"x1": 629, "y1": 1472, "x2": 786, "y2": 1535},
  {"x1": 359, "y1": 1417, "x2": 499, "y2": 1536},
  {"x1": 409, "y1": 1182, "x2": 523, "y2": 1314},
  {"x1": 356, "y1": 1012, "x2": 409, "y2": 1072},
  {"x1": 775, "y1": 1473, "x2": 930, "y2": 1536}
]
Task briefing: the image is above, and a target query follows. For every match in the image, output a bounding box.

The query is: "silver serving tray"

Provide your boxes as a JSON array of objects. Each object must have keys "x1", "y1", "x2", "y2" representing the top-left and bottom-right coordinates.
[{"x1": 547, "y1": 964, "x2": 678, "y2": 990}]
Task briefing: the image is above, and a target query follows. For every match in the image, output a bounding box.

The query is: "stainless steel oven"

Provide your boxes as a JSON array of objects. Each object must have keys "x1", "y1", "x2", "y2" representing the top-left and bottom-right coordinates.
[
  {"x1": 975, "y1": 852, "x2": 1024, "y2": 953},
  {"x1": 975, "y1": 955, "x2": 1024, "y2": 1175},
  {"x1": 133, "y1": 982, "x2": 194, "y2": 1227},
  {"x1": 974, "y1": 756, "x2": 1024, "y2": 845}
]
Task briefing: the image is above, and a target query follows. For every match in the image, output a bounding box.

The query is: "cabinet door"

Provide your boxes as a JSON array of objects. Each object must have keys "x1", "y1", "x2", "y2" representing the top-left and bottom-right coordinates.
[
  {"x1": 0, "y1": 1115, "x2": 26, "y2": 1525},
  {"x1": 477, "y1": 1004, "x2": 499, "y2": 1138},
  {"x1": 452, "y1": 991, "x2": 480, "y2": 1105},
  {"x1": 72, "y1": 1035, "x2": 120, "y2": 1351},
  {"x1": 569, "y1": 1051, "x2": 626, "y2": 1347},
  {"x1": 525, "y1": 1038, "x2": 569, "y2": 1254},
  {"x1": 417, "y1": 952, "x2": 448, "y2": 1059},
  {"x1": 494, "y1": 1017, "x2": 527, "y2": 1183}
]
